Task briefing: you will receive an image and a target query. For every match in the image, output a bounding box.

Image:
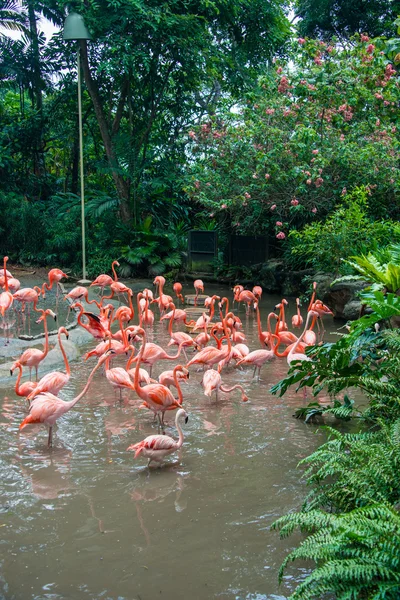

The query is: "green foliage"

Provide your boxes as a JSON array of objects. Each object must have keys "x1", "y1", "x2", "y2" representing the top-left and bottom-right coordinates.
[
  {"x1": 286, "y1": 187, "x2": 400, "y2": 274},
  {"x1": 333, "y1": 244, "x2": 400, "y2": 293},
  {"x1": 120, "y1": 216, "x2": 187, "y2": 277},
  {"x1": 295, "y1": 0, "x2": 400, "y2": 41},
  {"x1": 272, "y1": 288, "x2": 400, "y2": 599},
  {"x1": 274, "y1": 504, "x2": 400, "y2": 599}
]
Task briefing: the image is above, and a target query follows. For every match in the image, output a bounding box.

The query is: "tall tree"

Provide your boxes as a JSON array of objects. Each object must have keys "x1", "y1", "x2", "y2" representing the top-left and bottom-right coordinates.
[
  {"x1": 57, "y1": 0, "x2": 290, "y2": 224},
  {"x1": 295, "y1": 0, "x2": 400, "y2": 40}
]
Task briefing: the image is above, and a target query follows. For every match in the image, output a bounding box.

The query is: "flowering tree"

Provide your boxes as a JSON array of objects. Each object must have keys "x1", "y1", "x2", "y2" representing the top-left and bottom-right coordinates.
[{"x1": 185, "y1": 35, "x2": 400, "y2": 243}]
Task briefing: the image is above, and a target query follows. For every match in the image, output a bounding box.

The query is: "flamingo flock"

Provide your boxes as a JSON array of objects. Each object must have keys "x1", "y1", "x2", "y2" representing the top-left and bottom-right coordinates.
[{"x1": 2, "y1": 259, "x2": 334, "y2": 466}]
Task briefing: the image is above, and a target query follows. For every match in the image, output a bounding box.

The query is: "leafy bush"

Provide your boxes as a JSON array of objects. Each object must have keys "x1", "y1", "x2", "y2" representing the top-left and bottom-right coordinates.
[{"x1": 285, "y1": 187, "x2": 400, "y2": 274}]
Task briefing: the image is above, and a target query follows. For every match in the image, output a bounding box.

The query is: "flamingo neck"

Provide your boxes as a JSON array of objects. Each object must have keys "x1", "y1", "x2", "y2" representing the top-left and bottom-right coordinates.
[
  {"x1": 111, "y1": 261, "x2": 118, "y2": 281},
  {"x1": 134, "y1": 329, "x2": 147, "y2": 397},
  {"x1": 58, "y1": 330, "x2": 70, "y2": 376},
  {"x1": 289, "y1": 312, "x2": 313, "y2": 356},
  {"x1": 175, "y1": 414, "x2": 185, "y2": 449},
  {"x1": 3, "y1": 258, "x2": 9, "y2": 292},
  {"x1": 126, "y1": 345, "x2": 136, "y2": 370},
  {"x1": 14, "y1": 364, "x2": 23, "y2": 396},
  {"x1": 173, "y1": 367, "x2": 183, "y2": 404},
  {"x1": 168, "y1": 307, "x2": 175, "y2": 337}
]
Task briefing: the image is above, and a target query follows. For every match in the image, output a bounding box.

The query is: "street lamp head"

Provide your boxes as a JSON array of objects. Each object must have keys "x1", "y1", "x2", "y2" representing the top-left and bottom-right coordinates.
[{"x1": 63, "y1": 12, "x2": 92, "y2": 40}]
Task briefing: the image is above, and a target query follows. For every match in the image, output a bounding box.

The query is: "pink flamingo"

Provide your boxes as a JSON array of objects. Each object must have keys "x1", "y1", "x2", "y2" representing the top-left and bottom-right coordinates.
[
  {"x1": 158, "y1": 368, "x2": 189, "y2": 389},
  {"x1": 12, "y1": 308, "x2": 56, "y2": 380},
  {"x1": 252, "y1": 285, "x2": 262, "y2": 300},
  {"x1": 13, "y1": 287, "x2": 42, "y2": 315},
  {"x1": 71, "y1": 302, "x2": 110, "y2": 339},
  {"x1": 105, "y1": 345, "x2": 136, "y2": 401},
  {"x1": 10, "y1": 363, "x2": 38, "y2": 398},
  {"x1": 173, "y1": 282, "x2": 184, "y2": 305},
  {"x1": 292, "y1": 298, "x2": 303, "y2": 329},
  {"x1": 193, "y1": 279, "x2": 204, "y2": 307},
  {"x1": 153, "y1": 276, "x2": 172, "y2": 314},
  {"x1": 6, "y1": 277, "x2": 20, "y2": 293},
  {"x1": 41, "y1": 268, "x2": 68, "y2": 298},
  {"x1": 128, "y1": 330, "x2": 186, "y2": 376},
  {"x1": 287, "y1": 311, "x2": 318, "y2": 367},
  {"x1": 202, "y1": 369, "x2": 248, "y2": 402},
  {"x1": 127, "y1": 408, "x2": 189, "y2": 467},
  {"x1": 256, "y1": 306, "x2": 278, "y2": 348},
  {"x1": 186, "y1": 316, "x2": 232, "y2": 371},
  {"x1": 309, "y1": 299, "x2": 333, "y2": 340},
  {"x1": 27, "y1": 327, "x2": 71, "y2": 401},
  {"x1": 19, "y1": 351, "x2": 114, "y2": 447},
  {"x1": 90, "y1": 261, "x2": 118, "y2": 295},
  {"x1": 131, "y1": 327, "x2": 185, "y2": 426},
  {"x1": 137, "y1": 292, "x2": 154, "y2": 327},
  {"x1": 167, "y1": 303, "x2": 198, "y2": 360},
  {"x1": 125, "y1": 345, "x2": 154, "y2": 386},
  {"x1": 0, "y1": 257, "x2": 13, "y2": 337},
  {"x1": 232, "y1": 284, "x2": 244, "y2": 308},
  {"x1": 194, "y1": 316, "x2": 211, "y2": 349},
  {"x1": 236, "y1": 335, "x2": 278, "y2": 379},
  {"x1": 237, "y1": 290, "x2": 258, "y2": 314},
  {"x1": 275, "y1": 300, "x2": 289, "y2": 332}
]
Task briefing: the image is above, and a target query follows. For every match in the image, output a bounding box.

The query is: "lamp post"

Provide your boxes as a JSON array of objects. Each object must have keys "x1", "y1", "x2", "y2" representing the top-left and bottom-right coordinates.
[{"x1": 63, "y1": 12, "x2": 92, "y2": 283}]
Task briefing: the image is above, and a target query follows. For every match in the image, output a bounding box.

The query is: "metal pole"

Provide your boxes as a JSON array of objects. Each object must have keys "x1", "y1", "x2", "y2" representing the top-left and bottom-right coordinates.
[{"x1": 77, "y1": 45, "x2": 86, "y2": 280}]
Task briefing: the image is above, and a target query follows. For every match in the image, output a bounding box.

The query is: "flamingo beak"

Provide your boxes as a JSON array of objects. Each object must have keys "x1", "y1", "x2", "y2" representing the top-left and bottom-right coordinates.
[
  {"x1": 185, "y1": 416, "x2": 189, "y2": 424},
  {"x1": 10, "y1": 369, "x2": 13, "y2": 376}
]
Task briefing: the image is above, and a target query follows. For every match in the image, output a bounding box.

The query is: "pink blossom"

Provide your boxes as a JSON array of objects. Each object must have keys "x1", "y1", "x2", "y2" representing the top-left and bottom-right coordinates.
[
  {"x1": 327, "y1": 45, "x2": 333, "y2": 53},
  {"x1": 210, "y1": 212, "x2": 215, "y2": 217},
  {"x1": 221, "y1": 203, "x2": 227, "y2": 209},
  {"x1": 276, "y1": 232, "x2": 286, "y2": 239},
  {"x1": 340, "y1": 134, "x2": 345, "y2": 141},
  {"x1": 277, "y1": 66, "x2": 283, "y2": 74},
  {"x1": 276, "y1": 221, "x2": 283, "y2": 226},
  {"x1": 234, "y1": 222, "x2": 240, "y2": 227},
  {"x1": 291, "y1": 198, "x2": 299, "y2": 206},
  {"x1": 375, "y1": 93, "x2": 384, "y2": 100},
  {"x1": 252, "y1": 173, "x2": 258, "y2": 179},
  {"x1": 270, "y1": 204, "x2": 277, "y2": 211},
  {"x1": 278, "y1": 76, "x2": 290, "y2": 93},
  {"x1": 298, "y1": 38, "x2": 306, "y2": 45},
  {"x1": 305, "y1": 171, "x2": 311, "y2": 176},
  {"x1": 244, "y1": 192, "x2": 251, "y2": 199},
  {"x1": 265, "y1": 173, "x2": 271, "y2": 180},
  {"x1": 366, "y1": 44, "x2": 375, "y2": 54},
  {"x1": 384, "y1": 100, "x2": 390, "y2": 106},
  {"x1": 311, "y1": 207, "x2": 317, "y2": 213},
  {"x1": 265, "y1": 108, "x2": 275, "y2": 115},
  {"x1": 315, "y1": 177, "x2": 324, "y2": 188},
  {"x1": 189, "y1": 130, "x2": 196, "y2": 139},
  {"x1": 206, "y1": 182, "x2": 211, "y2": 187},
  {"x1": 392, "y1": 127, "x2": 397, "y2": 133},
  {"x1": 318, "y1": 168, "x2": 323, "y2": 174},
  {"x1": 341, "y1": 187, "x2": 347, "y2": 195},
  {"x1": 312, "y1": 149, "x2": 319, "y2": 155},
  {"x1": 307, "y1": 83, "x2": 316, "y2": 91},
  {"x1": 376, "y1": 118, "x2": 380, "y2": 126},
  {"x1": 306, "y1": 179, "x2": 312, "y2": 185},
  {"x1": 361, "y1": 34, "x2": 369, "y2": 42},
  {"x1": 314, "y1": 57, "x2": 322, "y2": 65},
  {"x1": 194, "y1": 180, "x2": 200, "y2": 189},
  {"x1": 254, "y1": 104, "x2": 259, "y2": 109},
  {"x1": 390, "y1": 179, "x2": 395, "y2": 184}
]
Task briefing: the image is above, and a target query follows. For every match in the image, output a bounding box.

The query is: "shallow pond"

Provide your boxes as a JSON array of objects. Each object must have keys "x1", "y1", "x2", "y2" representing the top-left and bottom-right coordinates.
[{"x1": 0, "y1": 282, "x2": 351, "y2": 599}]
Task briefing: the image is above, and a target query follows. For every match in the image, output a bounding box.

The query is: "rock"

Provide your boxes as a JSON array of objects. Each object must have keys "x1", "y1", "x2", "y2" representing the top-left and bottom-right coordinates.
[
  {"x1": 323, "y1": 280, "x2": 370, "y2": 320},
  {"x1": 257, "y1": 260, "x2": 285, "y2": 293},
  {"x1": 342, "y1": 300, "x2": 362, "y2": 320}
]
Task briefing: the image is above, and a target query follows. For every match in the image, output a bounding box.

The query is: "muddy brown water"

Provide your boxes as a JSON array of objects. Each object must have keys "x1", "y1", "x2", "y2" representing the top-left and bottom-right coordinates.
[{"x1": 0, "y1": 282, "x2": 361, "y2": 600}]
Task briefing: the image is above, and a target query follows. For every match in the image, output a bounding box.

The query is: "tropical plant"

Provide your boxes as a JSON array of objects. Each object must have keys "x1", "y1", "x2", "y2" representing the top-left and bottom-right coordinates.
[{"x1": 274, "y1": 503, "x2": 400, "y2": 600}]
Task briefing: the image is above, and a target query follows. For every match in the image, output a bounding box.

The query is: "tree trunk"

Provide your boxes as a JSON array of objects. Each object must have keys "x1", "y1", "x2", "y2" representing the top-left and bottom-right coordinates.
[{"x1": 79, "y1": 40, "x2": 132, "y2": 223}]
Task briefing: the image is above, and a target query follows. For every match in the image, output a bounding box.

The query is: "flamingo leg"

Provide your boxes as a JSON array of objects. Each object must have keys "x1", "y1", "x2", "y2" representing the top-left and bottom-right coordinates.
[
  {"x1": 35, "y1": 366, "x2": 38, "y2": 381},
  {"x1": 119, "y1": 388, "x2": 123, "y2": 403},
  {"x1": 183, "y1": 348, "x2": 188, "y2": 362},
  {"x1": 252, "y1": 365, "x2": 257, "y2": 378},
  {"x1": 48, "y1": 426, "x2": 53, "y2": 447}
]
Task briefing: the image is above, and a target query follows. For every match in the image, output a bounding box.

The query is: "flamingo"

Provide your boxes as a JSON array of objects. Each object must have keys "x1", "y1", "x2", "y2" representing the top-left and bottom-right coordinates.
[
  {"x1": 252, "y1": 285, "x2": 262, "y2": 301},
  {"x1": 287, "y1": 311, "x2": 318, "y2": 367},
  {"x1": 235, "y1": 334, "x2": 278, "y2": 379},
  {"x1": 237, "y1": 290, "x2": 258, "y2": 314},
  {"x1": 256, "y1": 307, "x2": 277, "y2": 348},
  {"x1": 193, "y1": 279, "x2": 204, "y2": 306},
  {"x1": 105, "y1": 345, "x2": 136, "y2": 401},
  {"x1": 130, "y1": 326, "x2": 185, "y2": 426},
  {"x1": 90, "y1": 262, "x2": 117, "y2": 295},
  {"x1": 153, "y1": 276, "x2": 172, "y2": 314},
  {"x1": 232, "y1": 284, "x2": 244, "y2": 308},
  {"x1": 186, "y1": 316, "x2": 232, "y2": 371},
  {"x1": 71, "y1": 302, "x2": 110, "y2": 339},
  {"x1": 26, "y1": 327, "x2": 71, "y2": 401},
  {"x1": 13, "y1": 309, "x2": 56, "y2": 380},
  {"x1": 275, "y1": 300, "x2": 289, "y2": 332},
  {"x1": 41, "y1": 268, "x2": 68, "y2": 298},
  {"x1": 158, "y1": 368, "x2": 189, "y2": 389},
  {"x1": 309, "y1": 299, "x2": 333, "y2": 341},
  {"x1": 10, "y1": 363, "x2": 38, "y2": 398},
  {"x1": 137, "y1": 292, "x2": 154, "y2": 327},
  {"x1": 6, "y1": 277, "x2": 20, "y2": 293},
  {"x1": 166, "y1": 303, "x2": 198, "y2": 359},
  {"x1": 0, "y1": 257, "x2": 13, "y2": 337},
  {"x1": 173, "y1": 282, "x2": 184, "y2": 305},
  {"x1": 292, "y1": 298, "x2": 303, "y2": 329},
  {"x1": 128, "y1": 328, "x2": 186, "y2": 376},
  {"x1": 19, "y1": 350, "x2": 114, "y2": 447},
  {"x1": 127, "y1": 408, "x2": 189, "y2": 467},
  {"x1": 125, "y1": 345, "x2": 154, "y2": 386},
  {"x1": 202, "y1": 369, "x2": 248, "y2": 402}
]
